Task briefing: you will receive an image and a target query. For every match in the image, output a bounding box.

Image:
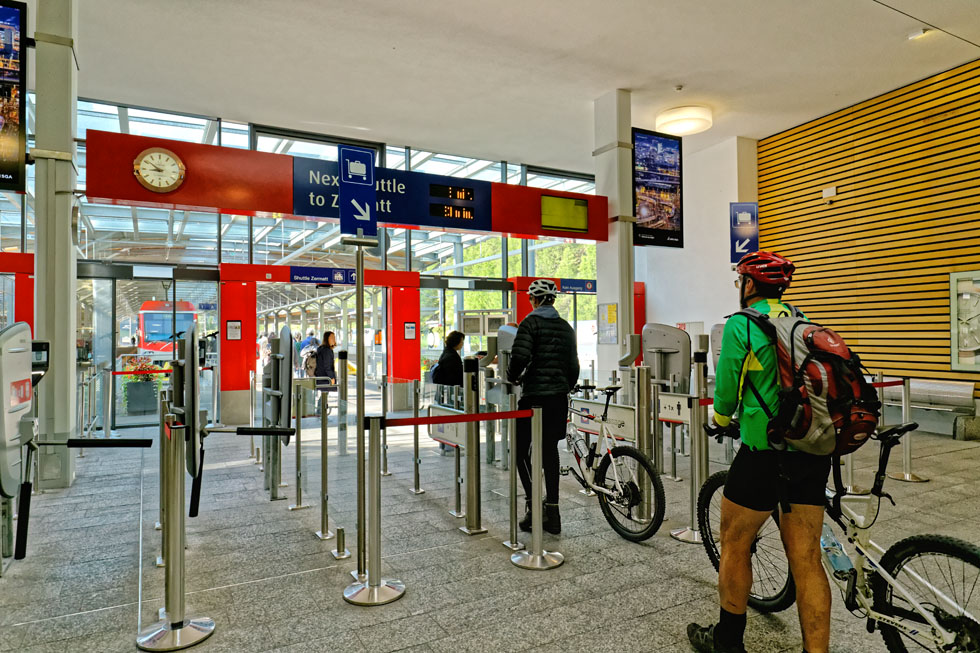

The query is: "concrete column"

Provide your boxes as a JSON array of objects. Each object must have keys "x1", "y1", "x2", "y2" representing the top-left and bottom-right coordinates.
[
  {"x1": 35, "y1": 0, "x2": 79, "y2": 488},
  {"x1": 594, "y1": 90, "x2": 635, "y2": 376}
]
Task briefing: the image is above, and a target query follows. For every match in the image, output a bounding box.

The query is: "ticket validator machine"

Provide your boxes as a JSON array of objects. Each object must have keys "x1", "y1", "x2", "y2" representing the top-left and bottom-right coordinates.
[{"x1": 0, "y1": 322, "x2": 152, "y2": 565}]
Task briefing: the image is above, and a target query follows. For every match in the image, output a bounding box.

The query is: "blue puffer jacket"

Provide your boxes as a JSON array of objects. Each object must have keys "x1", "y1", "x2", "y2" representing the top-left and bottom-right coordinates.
[{"x1": 507, "y1": 305, "x2": 579, "y2": 398}]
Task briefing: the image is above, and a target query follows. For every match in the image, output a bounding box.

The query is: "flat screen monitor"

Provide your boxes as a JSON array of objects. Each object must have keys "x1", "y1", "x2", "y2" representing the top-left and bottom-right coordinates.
[
  {"x1": 0, "y1": 2, "x2": 25, "y2": 192},
  {"x1": 541, "y1": 195, "x2": 589, "y2": 233}
]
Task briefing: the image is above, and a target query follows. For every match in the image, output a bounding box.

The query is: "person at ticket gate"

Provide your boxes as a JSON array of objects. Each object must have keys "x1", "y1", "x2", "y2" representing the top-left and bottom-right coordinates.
[
  {"x1": 314, "y1": 331, "x2": 338, "y2": 414},
  {"x1": 507, "y1": 279, "x2": 579, "y2": 535},
  {"x1": 688, "y1": 251, "x2": 831, "y2": 653}
]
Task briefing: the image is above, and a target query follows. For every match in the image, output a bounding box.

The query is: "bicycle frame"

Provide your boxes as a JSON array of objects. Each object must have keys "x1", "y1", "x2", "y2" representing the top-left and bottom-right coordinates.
[
  {"x1": 825, "y1": 491, "x2": 968, "y2": 647},
  {"x1": 567, "y1": 406, "x2": 626, "y2": 499}
]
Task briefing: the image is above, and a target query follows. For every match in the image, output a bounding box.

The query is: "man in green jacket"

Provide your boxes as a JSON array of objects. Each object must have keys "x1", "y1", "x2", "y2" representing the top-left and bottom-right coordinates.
[{"x1": 689, "y1": 252, "x2": 832, "y2": 653}]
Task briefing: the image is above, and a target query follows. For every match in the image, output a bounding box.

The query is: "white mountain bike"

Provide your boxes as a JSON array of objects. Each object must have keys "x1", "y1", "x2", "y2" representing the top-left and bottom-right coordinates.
[
  {"x1": 563, "y1": 384, "x2": 666, "y2": 542},
  {"x1": 698, "y1": 421, "x2": 980, "y2": 652}
]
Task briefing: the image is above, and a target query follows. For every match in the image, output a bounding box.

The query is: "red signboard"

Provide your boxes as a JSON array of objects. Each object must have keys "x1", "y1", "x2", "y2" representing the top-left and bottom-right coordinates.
[
  {"x1": 85, "y1": 131, "x2": 608, "y2": 241},
  {"x1": 85, "y1": 130, "x2": 293, "y2": 215}
]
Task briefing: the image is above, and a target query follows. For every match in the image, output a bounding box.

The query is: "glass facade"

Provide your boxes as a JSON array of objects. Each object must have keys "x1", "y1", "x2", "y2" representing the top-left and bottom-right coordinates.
[{"x1": 18, "y1": 95, "x2": 599, "y2": 369}]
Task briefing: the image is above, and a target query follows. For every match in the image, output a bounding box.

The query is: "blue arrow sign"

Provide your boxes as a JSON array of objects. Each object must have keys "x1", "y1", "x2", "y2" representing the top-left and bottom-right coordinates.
[
  {"x1": 730, "y1": 202, "x2": 759, "y2": 264},
  {"x1": 292, "y1": 157, "x2": 492, "y2": 232},
  {"x1": 289, "y1": 266, "x2": 355, "y2": 285},
  {"x1": 338, "y1": 146, "x2": 377, "y2": 236}
]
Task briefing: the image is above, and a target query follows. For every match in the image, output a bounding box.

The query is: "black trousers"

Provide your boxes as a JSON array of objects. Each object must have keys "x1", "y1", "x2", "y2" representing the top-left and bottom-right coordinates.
[{"x1": 516, "y1": 395, "x2": 569, "y2": 504}]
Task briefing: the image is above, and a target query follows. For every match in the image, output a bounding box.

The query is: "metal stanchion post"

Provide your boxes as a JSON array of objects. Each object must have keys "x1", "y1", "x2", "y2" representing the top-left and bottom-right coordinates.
[
  {"x1": 249, "y1": 370, "x2": 256, "y2": 459},
  {"x1": 155, "y1": 392, "x2": 167, "y2": 568},
  {"x1": 461, "y1": 358, "x2": 487, "y2": 535},
  {"x1": 316, "y1": 389, "x2": 334, "y2": 539},
  {"x1": 380, "y1": 375, "x2": 390, "y2": 476},
  {"x1": 338, "y1": 350, "x2": 349, "y2": 456},
  {"x1": 410, "y1": 380, "x2": 424, "y2": 495},
  {"x1": 889, "y1": 377, "x2": 928, "y2": 483},
  {"x1": 343, "y1": 417, "x2": 405, "y2": 605},
  {"x1": 636, "y1": 366, "x2": 653, "y2": 523},
  {"x1": 332, "y1": 526, "x2": 350, "y2": 560},
  {"x1": 511, "y1": 407, "x2": 563, "y2": 570},
  {"x1": 484, "y1": 367, "x2": 496, "y2": 464},
  {"x1": 502, "y1": 391, "x2": 524, "y2": 551},
  {"x1": 499, "y1": 350, "x2": 512, "y2": 472},
  {"x1": 289, "y1": 389, "x2": 310, "y2": 511},
  {"x1": 137, "y1": 415, "x2": 214, "y2": 651},
  {"x1": 671, "y1": 335, "x2": 710, "y2": 543},
  {"x1": 450, "y1": 446, "x2": 464, "y2": 518}
]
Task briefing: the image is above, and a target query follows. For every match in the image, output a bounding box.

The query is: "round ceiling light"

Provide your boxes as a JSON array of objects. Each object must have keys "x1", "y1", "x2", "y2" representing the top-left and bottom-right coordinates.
[{"x1": 655, "y1": 106, "x2": 713, "y2": 136}]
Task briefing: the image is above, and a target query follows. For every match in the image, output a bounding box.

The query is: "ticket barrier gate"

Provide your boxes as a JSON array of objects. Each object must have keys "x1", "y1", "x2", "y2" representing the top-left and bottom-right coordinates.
[
  {"x1": 258, "y1": 325, "x2": 294, "y2": 502},
  {"x1": 141, "y1": 334, "x2": 293, "y2": 650},
  {"x1": 0, "y1": 322, "x2": 153, "y2": 575}
]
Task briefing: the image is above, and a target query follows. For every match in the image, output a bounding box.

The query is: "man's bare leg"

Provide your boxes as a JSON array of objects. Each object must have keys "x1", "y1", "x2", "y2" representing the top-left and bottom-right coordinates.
[{"x1": 780, "y1": 503, "x2": 831, "y2": 653}]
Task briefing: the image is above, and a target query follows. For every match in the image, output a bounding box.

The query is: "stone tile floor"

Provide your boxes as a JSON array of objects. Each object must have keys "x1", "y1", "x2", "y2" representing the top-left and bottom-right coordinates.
[{"x1": 2, "y1": 407, "x2": 979, "y2": 652}]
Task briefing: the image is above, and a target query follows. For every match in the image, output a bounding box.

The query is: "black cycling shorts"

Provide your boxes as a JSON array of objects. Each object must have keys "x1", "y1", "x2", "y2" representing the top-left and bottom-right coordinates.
[{"x1": 723, "y1": 445, "x2": 832, "y2": 513}]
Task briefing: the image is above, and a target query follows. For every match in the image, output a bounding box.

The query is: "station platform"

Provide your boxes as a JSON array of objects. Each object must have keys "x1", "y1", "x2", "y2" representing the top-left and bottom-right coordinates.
[{"x1": 3, "y1": 420, "x2": 979, "y2": 653}]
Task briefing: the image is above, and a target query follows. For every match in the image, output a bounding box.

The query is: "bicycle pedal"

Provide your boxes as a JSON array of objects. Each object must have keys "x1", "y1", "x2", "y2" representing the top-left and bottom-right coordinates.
[{"x1": 559, "y1": 466, "x2": 570, "y2": 476}]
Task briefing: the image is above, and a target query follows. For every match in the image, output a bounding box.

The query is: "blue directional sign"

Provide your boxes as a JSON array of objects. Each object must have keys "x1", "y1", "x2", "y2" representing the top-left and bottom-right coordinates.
[
  {"x1": 292, "y1": 156, "x2": 492, "y2": 232},
  {"x1": 559, "y1": 278, "x2": 597, "y2": 293},
  {"x1": 730, "y1": 202, "x2": 759, "y2": 264},
  {"x1": 338, "y1": 146, "x2": 377, "y2": 237},
  {"x1": 289, "y1": 266, "x2": 356, "y2": 285}
]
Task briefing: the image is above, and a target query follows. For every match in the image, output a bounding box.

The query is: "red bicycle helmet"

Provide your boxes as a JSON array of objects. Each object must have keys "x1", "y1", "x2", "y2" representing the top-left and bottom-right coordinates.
[{"x1": 736, "y1": 251, "x2": 795, "y2": 288}]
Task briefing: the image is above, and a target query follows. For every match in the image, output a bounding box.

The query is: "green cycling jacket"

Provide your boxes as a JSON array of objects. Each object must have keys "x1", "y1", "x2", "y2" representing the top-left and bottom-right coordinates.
[{"x1": 713, "y1": 298, "x2": 804, "y2": 451}]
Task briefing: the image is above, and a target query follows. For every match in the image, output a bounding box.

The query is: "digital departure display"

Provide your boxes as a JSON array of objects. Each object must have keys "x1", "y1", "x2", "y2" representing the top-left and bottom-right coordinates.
[
  {"x1": 0, "y1": 1, "x2": 25, "y2": 192},
  {"x1": 429, "y1": 184, "x2": 475, "y2": 201},
  {"x1": 541, "y1": 195, "x2": 589, "y2": 233},
  {"x1": 430, "y1": 203, "x2": 475, "y2": 220}
]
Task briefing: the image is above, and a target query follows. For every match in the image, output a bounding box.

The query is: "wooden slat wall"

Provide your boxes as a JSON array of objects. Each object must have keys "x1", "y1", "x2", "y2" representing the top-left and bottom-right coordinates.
[{"x1": 757, "y1": 58, "x2": 980, "y2": 400}]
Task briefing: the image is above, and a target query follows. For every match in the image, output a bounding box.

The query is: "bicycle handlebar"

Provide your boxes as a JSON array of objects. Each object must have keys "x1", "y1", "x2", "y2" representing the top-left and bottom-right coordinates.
[{"x1": 703, "y1": 421, "x2": 740, "y2": 444}]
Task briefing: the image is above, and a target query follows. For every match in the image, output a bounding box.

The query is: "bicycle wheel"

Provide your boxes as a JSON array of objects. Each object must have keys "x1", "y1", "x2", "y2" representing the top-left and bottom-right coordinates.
[
  {"x1": 697, "y1": 470, "x2": 796, "y2": 613},
  {"x1": 874, "y1": 534, "x2": 980, "y2": 652},
  {"x1": 594, "y1": 446, "x2": 665, "y2": 542}
]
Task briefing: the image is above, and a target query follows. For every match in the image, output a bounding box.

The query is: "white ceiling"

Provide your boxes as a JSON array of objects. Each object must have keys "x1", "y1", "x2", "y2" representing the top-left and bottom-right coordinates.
[{"x1": 65, "y1": 0, "x2": 980, "y2": 173}]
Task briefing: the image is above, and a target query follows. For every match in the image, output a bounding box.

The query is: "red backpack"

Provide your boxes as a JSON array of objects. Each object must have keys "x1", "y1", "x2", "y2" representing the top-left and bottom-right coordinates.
[{"x1": 738, "y1": 306, "x2": 881, "y2": 456}]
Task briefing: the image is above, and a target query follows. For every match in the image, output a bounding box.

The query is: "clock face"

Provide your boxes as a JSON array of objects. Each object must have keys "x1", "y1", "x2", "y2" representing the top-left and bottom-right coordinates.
[{"x1": 133, "y1": 147, "x2": 185, "y2": 193}]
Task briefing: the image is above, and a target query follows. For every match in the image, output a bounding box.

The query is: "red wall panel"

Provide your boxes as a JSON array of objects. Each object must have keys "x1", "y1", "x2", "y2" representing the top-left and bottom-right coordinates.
[
  {"x1": 386, "y1": 286, "x2": 421, "y2": 382},
  {"x1": 86, "y1": 130, "x2": 293, "y2": 215},
  {"x1": 15, "y1": 273, "x2": 32, "y2": 335},
  {"x1": 220, "y1": 281, "x2": 257, "y2": 391},
  {"x1": 492, "y1": 184, "x2": 608, "y2": 241}
]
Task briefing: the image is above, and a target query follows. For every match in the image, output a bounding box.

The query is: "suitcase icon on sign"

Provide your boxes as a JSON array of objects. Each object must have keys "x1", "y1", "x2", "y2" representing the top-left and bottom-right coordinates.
[{"x1": 347, "y1": 159, "x2": 368, "y2": 181}]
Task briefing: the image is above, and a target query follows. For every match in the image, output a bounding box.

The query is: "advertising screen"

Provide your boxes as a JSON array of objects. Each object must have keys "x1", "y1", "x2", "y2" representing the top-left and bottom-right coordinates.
[
  {"x1": 632, "y1": 129, "x2": 682, "y2": 248},
  {"x1": 0, "y1": 2, "x2": 24, "y2": 193}
]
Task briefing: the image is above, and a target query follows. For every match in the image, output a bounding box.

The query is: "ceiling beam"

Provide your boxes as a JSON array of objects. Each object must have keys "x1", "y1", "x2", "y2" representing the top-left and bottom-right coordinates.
[
  {"x1": 201, "y1": 120, "x2": 218, "y2": 145},
  {"x1": 118, "y1": 106, "x2": 130, "y2": 134}
]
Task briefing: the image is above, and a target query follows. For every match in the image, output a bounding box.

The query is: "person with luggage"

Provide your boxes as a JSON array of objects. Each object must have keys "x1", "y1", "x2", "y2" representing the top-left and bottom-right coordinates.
[
  {"x1": 507, "y1": 279, "x2": 579, "y2": 535},
  {"x1": 688, "y1": 251, "x2": 831, "y2": 653},
  {"x1": 314, "y1": 331, "x2": 338, "y2": 413}
]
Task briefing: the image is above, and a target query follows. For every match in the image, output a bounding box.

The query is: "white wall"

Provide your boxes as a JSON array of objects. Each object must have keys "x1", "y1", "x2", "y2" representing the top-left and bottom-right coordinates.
[{"x1": 636, "y1": 136, "x2": 757, "y2": 347}]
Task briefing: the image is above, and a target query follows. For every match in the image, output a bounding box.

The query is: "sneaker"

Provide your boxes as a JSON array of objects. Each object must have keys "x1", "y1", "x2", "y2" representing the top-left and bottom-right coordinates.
[{"x1": 686, "y1": 623, "x2": 746, "y2": 653}]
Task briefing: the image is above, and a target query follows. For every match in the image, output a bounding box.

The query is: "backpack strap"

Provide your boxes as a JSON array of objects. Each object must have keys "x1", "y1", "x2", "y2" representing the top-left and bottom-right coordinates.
[{"x1": 831, "y1": 454, "x2": 845, "y2": 517}]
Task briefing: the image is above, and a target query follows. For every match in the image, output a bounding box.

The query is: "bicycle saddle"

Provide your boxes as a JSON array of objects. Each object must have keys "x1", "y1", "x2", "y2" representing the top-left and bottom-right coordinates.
[
  {"x1": 876, "y1": 422, "x2": 918, "y2": 446},
  {"x1": 599, "y1": 386, "x2": 621, "y2": 396}
]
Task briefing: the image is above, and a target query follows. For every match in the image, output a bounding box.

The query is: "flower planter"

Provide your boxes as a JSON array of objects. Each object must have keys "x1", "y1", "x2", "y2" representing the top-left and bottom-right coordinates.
[{"x1": 125, "y1": 380, "x2": 157, "y2": 416}]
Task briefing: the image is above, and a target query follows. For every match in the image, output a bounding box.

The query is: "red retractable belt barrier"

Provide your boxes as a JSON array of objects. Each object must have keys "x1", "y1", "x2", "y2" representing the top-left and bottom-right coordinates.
[
  {"x1": 385, "y1": 409, "x2": 532, "y2": 428},
  {"x1": 871, "y1": 380, "x2": 905, "y2": 388},
  {"x1": 698, "y1": 398, "x2": 713, "y2": 407}
]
